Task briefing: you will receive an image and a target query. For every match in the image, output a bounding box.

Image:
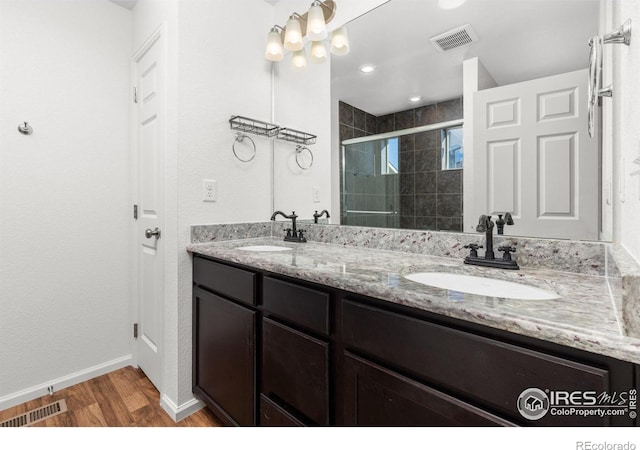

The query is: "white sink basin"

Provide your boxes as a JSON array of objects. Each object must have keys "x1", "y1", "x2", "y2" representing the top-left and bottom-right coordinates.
[
  {"x1": 237, "y1": 245, "x2": 292, "y2": 252},
  {"x1": 404, "y1": 272, "x2": 559, "y2": 300}
]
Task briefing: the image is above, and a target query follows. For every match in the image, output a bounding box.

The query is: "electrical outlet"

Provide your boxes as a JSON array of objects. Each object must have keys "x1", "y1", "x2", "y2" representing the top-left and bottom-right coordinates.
[
  {"x1": 312, "y1": 186, "x2": 320, "y2": 203},
  {"x1": 203, "y1": 179, "x2": 217, "y2": 202}
]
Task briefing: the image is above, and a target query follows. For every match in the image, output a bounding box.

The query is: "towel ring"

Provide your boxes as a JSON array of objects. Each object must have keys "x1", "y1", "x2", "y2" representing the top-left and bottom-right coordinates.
[
  {"x1": 295, "y1": 145, "x2": 313, "y2": 170},
  {"x1": 233, "y1": 133, "x2": 256, "y2": 163}
]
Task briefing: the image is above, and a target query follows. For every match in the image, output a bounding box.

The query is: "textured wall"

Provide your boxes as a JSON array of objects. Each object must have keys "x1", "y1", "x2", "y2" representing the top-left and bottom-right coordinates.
[
  {"x1": 174, "y1": 0, "x2": 274, "y2": 408},
  {"x1": 0, "y1": 0, "x2": 132, "y2": 405}
]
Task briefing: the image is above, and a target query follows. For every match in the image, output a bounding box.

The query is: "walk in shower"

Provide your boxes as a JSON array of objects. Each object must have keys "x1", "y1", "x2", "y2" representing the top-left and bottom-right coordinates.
[{"x1": 341, "y1": 121, "x2": 463, "y2": 231}]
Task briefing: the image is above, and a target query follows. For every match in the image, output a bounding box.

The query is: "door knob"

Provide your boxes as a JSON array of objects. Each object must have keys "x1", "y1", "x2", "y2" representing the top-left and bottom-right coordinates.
[{"x1": 145, "y1": 227, "x2": 161, "y2": 239}]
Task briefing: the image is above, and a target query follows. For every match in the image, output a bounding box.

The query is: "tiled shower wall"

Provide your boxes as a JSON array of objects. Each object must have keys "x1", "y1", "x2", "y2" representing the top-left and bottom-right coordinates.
[{"x1": 339, "y1": 97, "x2": 464, "y2": 232}]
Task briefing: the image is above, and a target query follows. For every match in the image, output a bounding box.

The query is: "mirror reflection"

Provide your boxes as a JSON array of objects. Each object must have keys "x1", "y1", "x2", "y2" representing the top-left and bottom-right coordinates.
[{"x1": 329, "y1": 0, "x2": 605, "y2": 241}]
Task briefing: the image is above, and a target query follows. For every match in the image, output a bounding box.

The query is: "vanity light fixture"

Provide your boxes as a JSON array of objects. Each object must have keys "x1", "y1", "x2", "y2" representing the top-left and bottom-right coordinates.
[
  {"x1": 409, "y1": 96, "x2": 422, "y2": 102},
  {"x1": 438, "y1": 0, "x2": 467, "y2": 9},
  {"x1": 309, "y1": 40, "x2": 328, "y2": 64},
  {"x1": 265, "y1": 0, "x2": 344, "y2": 70},
  {"x1": 331, "y1": 26, "x2": 350, "y2": 55},
  {"x1": 284, "y1": 14, "x2": 304, "y2": 51},
  {"x1": 306, "y1": 1, "x2": 328, "y2": 41},
  {"x1": 292, "y1": 49, "x2": 308, "y2": 70},
  {"x1": 265, "y1": 26, "x2": 285, "y2": 62},
  {"x1": 359, "y1": 64, "x2": 375, "y2": 73}
]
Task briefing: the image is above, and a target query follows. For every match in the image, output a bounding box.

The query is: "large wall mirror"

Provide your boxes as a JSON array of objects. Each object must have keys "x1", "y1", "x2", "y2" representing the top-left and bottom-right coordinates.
[{"x1": 274, "y1": 0, "x2": 610, "y2": 242}]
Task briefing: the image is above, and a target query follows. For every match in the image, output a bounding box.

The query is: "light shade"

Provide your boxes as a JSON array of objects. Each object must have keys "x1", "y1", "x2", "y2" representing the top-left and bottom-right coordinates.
[
  {"x1": 438, "y1": 0, "x2": 467, "y2": 9},
  {"x1": 284, "y1": 15, "x2": 303, "y2": 51},
  {"x1": 306, "y1": 2, "x2": 328, "y2": 41},
  {"x1": 265, "y1": 28, "x2": 284, "y2": 62},
  {"x1": 292, "y1": 49, "x2": 307, "y2": 70},
  {"x1": 309, "y1": 41, "x2": 327, "y2": 64},
  {"x1": 331, "y1": 26, "x2": 350, "y2": 55}
]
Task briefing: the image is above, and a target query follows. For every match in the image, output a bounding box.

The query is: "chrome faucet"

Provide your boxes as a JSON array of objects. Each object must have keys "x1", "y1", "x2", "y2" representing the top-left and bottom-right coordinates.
[
  {"x1": 270, "y1": 210, "x2": 306, "y2": 243},
  {"x1": 313, "y1": 210, "x2": 330, "y2": 224},
  {"x1": 464, "y1": 214, "x2": 519, "y2": 270}
]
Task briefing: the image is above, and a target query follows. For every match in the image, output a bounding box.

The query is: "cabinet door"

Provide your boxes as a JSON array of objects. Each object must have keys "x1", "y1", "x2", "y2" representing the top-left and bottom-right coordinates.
[
  {"x1": 262, "y1": 318, "x2": 329, "y2": 425},
  {"x1": 193, "y1": 287, "x2": 256, "y2": 426},
  {"x1": 260, "y1": 394, "x2": 306, "y2": 426},
  {"x1": 342, "y1": 352, "x2": 514, "y2": 427}
]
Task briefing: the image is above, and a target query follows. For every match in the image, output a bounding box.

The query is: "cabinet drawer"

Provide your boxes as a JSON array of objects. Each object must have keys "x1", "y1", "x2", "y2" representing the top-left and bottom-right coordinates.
[
  {"x1": 193, "y1": 257, "x2": 256, "y2": 306},
  {"x1": 259, "y1": 394, "x2": 306, "y2": 426},
  {"x1": 343, "y1": 352, "x2": 514, "y2": 426},
  {"x1": 342, "y1": 300, "x2": 610, "y2": 426},
  {"x1": 263, "y1": 277, "x2": 329, "y2": 335},
  {"x1": 262, "y1": 318, "x2": 329, "y2": 425}
]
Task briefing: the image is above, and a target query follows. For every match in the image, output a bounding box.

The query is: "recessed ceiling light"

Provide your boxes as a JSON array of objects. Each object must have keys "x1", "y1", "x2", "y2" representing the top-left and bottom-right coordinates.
[
  {"x1": 438, "y1": 0, "x2": 467, "y2": 10},
  {"x1": 409, "y1": 96, "x2": 422, "y2": 102},
  {"x1": 359, "y1": 64, "x2": 375, "y2": 73}
]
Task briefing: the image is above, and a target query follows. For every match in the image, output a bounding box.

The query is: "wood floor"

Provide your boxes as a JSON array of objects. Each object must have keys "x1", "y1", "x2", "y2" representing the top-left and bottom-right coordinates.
[{"x1": 0, "y1": 366, "x2": 222, "y2": 427}]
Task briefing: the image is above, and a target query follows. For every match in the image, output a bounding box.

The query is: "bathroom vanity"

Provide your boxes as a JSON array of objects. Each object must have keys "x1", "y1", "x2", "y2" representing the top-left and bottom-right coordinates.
[{"x1": 188, "y1": 234, "x2": 640, "y2": 427}]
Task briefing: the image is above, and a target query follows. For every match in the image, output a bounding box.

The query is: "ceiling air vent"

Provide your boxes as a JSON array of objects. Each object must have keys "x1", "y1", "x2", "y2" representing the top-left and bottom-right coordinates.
[{"x1": 430, "y1": 24, "x2": 478, "y2": 52}]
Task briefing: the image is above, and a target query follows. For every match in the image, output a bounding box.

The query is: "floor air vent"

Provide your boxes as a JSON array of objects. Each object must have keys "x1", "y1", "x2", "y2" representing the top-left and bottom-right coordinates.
[
  {"x1": 0, "y1": 399, "x2": 67, "y2": 427},
  {"x1": 430, "y1": 24, "x2": 478, "y2": 52}
]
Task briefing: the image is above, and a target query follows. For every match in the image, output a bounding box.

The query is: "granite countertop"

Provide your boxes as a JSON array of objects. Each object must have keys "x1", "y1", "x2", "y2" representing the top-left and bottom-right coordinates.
[{"x1": 187, "y1": 237, "x2": 640, "y2": 364}]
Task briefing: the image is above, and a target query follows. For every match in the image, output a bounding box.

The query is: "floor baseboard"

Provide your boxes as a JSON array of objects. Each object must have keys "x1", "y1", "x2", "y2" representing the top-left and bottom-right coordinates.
[
  {"x1": 160, "y1": 394, "x2": 204, "y2": 422},
  {"x1": 0, "y1": 355, "x2": 133, "y2": 412}
]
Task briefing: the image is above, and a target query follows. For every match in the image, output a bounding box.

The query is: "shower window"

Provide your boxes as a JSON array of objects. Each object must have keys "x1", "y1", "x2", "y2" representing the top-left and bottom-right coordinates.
[
  {"x1": 381, "y1": 138, "x2": 399, "y2": 175},
  {"x1": 442, "y1": 126, "x2": 463, "y2": 170}
]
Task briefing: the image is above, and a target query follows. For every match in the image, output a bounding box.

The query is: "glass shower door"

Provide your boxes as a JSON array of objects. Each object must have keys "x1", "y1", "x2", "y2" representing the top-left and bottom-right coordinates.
[{"x1": 341, "y1": 137, "x2": 400, "y2": 228}]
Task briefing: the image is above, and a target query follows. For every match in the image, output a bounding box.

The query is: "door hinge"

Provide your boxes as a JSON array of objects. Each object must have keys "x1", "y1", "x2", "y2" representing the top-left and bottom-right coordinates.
[
  {"x1": 133, "y1": 323, "x2": 138, "y2": 339},
  {"x1": 133, "y1": 86, "x2": 138, "y2": 103},
  {"x1": 133, "y1": 204, "x2": 138, "y2": 220}
]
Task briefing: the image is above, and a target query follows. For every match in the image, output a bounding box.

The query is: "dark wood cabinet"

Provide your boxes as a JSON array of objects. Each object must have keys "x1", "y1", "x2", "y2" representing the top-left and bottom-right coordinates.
[
  {"x1": 259, "y1": 394, "x2": 305, "y2": 426},
  {"x1": 192, "y1": 286, "x2": 256, "y2": 426},
  {"x1": 341, "y1": 299, "x2": 615, "y2": 426},
  {"x1": 262, "y1": 317, "x2": 329, "y2": 425},
  {"x1": 193, "y1": 257, "x2": 256, "y2": 306},
  {"x1": 192, "y1": 255, "x2": 637, "y2": 427},
  {"x1": 343, "y1": 352, "x2": 514, "y2": 426},
  {"x1": 263, "y1": 276, "x2": 330, "y2": 335}
]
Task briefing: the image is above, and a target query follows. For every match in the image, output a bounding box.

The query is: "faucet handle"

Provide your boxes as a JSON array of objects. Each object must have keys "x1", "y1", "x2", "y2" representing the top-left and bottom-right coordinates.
[
  {"x1": 285, "y1": 227, "x2": 292, "y2": 237},
  {"x1": 504, "y1": 212, "x2": 514, "y2": 225},
  {"x1": 464, "y1": 243, "x2": 483, "y2": 257},
  {"x1": 498, "y1": 245, "x2": 516, "y2": 261},
  {"x1": 297, "y1": 229, "x2": 307, "y2": 242}
]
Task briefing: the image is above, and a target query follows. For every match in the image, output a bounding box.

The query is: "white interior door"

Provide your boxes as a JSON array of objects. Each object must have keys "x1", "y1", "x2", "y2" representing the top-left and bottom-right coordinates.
[
  {"x1": 473, "y1": 69, "x2": 599, "y2": 241},
  {"x1": 134, "y1": 30, "x2": 165, "y2": 390}
]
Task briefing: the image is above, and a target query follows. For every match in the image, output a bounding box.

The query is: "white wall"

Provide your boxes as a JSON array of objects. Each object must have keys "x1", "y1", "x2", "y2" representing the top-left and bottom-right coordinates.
[
  {"x1": 606, "y1": 0, "x2": 640, "y2": 262},
  {"x1": 273, "y1": 54, "x2": 332, "y2": 219},
  {"x1": 174, "y1": 0, "x2": 274, "y2": 410},
  {"x1": 0, "y1": 0, "x2": 132, "y2": 408}
]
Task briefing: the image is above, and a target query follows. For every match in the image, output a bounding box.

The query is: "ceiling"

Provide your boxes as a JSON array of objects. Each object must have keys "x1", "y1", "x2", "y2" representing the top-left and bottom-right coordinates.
[
  {"x1": 331, "y1": 0, "x2": 600, "y2": 116},
  {"x1": 109, "y1": 0, "x2": 137, "y2": 10}
]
